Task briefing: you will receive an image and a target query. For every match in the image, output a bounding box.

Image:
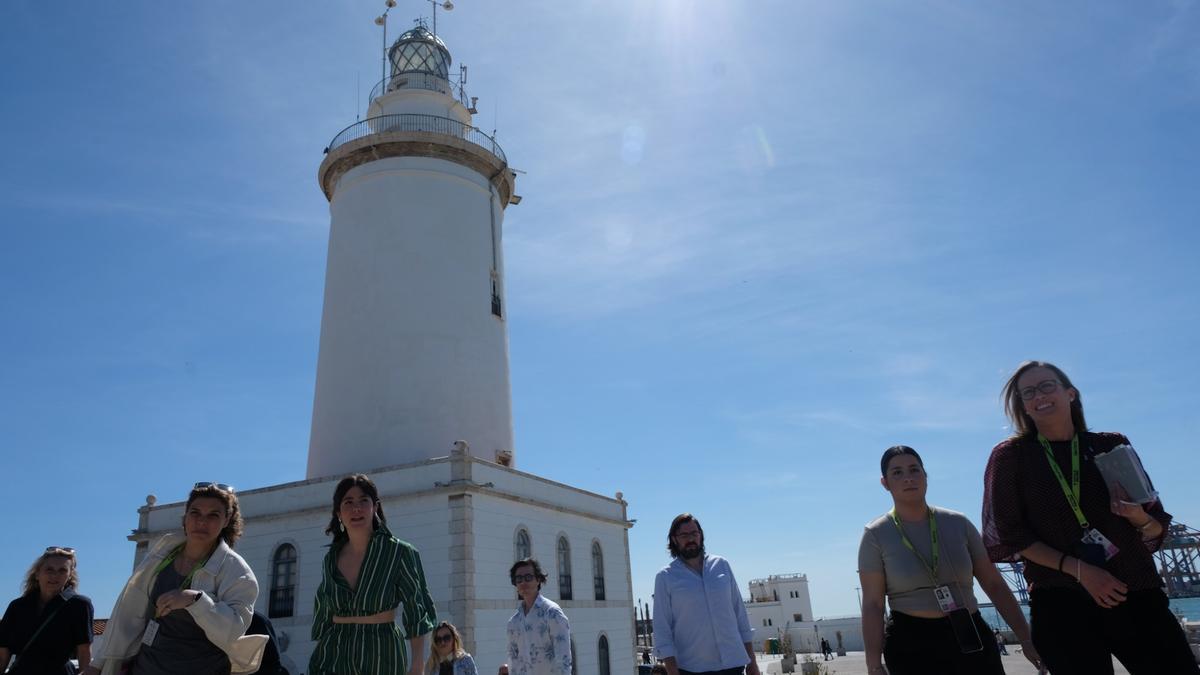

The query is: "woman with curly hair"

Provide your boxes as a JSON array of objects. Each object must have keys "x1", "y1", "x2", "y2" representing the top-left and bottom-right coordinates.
[
  {"x1": 84, "y1": 483, "x2": 266, "y2": 675},
  {"x1": 982, "y1": 361, "x2": 1198, "y2": 674},
  {"x1": 0, "y1": 546, "x2": 94, "y2": 674}
]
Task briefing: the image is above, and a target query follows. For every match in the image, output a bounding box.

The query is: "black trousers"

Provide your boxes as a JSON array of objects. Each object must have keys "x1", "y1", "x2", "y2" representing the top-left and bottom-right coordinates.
[
  {"x1": 883, "y1": 611, "x2": 1005, "y2": 675},
  {"x1": 1031, "y1": 586, "x2": 1199, "y2": 675}
]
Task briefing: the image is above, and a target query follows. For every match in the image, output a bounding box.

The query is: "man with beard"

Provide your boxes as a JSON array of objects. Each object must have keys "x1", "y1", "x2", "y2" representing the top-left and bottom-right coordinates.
[{"x1": 652, "y1": 514, "x2": 759, "y2": 675}]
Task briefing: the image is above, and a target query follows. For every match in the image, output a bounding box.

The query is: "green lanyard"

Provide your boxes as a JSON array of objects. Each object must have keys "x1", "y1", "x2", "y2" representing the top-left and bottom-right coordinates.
[
  {"x1": 889, "y1": 507, "x2": 939, "y2": 585},
  {"x1": 1038, "y1": 433, "x2": 1090, "y2": 530},
  {"x1": 153, "y1": 544, "x2": 210, "y2": 590}
]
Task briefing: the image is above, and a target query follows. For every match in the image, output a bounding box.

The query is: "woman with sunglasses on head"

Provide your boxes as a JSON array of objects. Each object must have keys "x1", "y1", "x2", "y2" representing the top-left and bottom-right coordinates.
[
  {"x1": 983, "y1": 361, "x2": 1198, "y2": 675},
  {"x1": 83, "y1": 483, "x2": 266, "y2": 675},
  {"x1": 309, "y1": 473, "x2": 438, "y2": 675},
  {"x1": 859, "y1": 446, "x2": 1039, "y2": 675},
  {"x1": 0, "y1": 547, "x2": 94, "y2": 674},
  {"x1": 425, "y1": 621, "x2": 478, "y2": 675}
]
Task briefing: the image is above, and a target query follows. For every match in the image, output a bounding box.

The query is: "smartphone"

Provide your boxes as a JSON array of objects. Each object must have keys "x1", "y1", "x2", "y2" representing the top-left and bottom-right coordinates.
[{"x1": 946, "y1": 607, "x2": 983, "y2": 654}]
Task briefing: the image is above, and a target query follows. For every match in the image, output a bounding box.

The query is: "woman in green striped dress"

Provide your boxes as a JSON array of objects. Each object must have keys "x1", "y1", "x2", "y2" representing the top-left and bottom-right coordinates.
[{"x1": 309, "y1": 474, "x2": 438, "y2": 675}]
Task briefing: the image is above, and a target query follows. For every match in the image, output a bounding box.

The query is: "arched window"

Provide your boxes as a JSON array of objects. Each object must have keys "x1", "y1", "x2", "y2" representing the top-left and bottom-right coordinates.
[
  {"x1": 515, "y1": 527, "x2": 531, "y2": 561},
  {"x1": 269, "y1": 543, "x2": 297, "y2": 618},
  {"x1": 591, "y1": 540, "x2": 605, "y2": 601},
  {"x1": 598, "y1": 635, "x2": 611, "y2": 675},
  {"x1": 557, "y1": 536, "x2": 573, "y2": 600}
]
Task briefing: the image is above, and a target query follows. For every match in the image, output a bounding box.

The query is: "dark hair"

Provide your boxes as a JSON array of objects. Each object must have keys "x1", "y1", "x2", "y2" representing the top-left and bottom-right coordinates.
[
  {"x1": 880, "y1": 445, "x2": 923, "y2": 476},
  {"x1": 325, "y1": 474, "x2": 388, "y2": 544},
  {"x1": 509, "y1": 558, "x2": 547, "y2": 588},
  {"x1": 23, "y1": 550, "x2": 79, "y2": 597},
  {"x1": 1001, "y1": 360, "x2": 1087, "y2": 438},
  {"x1": 667, "y1": 513, "x2": 704, "y2": 558},
  {"x1": 185, "y1": 485, "x2": 243, "y2": 546}
]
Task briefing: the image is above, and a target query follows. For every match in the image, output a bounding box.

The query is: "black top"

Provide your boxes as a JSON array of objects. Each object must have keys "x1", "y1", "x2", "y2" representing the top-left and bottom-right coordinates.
[
  {"x1": 983, "y1": 431, "x2": 1171, "y2": 591},
  {"x1": 0, "y1": 589, "x2": 94, "y2": 675},
  {"x1": 131, "y1": 563, "x2": 230, "y2": 675}
]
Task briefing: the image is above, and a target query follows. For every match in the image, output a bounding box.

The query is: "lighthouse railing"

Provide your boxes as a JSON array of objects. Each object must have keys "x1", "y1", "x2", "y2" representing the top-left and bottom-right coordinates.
[
  {"x1": 325, "y1": 114, "x2": 506, "y2": 165},
  {"x1": 368, "y1": 73, "x2": 458, "y2": 104}
]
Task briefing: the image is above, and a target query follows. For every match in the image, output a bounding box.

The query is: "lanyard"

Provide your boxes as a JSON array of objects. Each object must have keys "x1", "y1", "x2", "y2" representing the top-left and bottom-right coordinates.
[
  {"x1": 154, "y1": 544, "x2": 210, "y2": 590},
  {"x1": 1038, "y1": 433, "x2": 1090, "y2": 530},
  {"x1": 889, "y1": 507, "x2": 939, "y2": 585}
]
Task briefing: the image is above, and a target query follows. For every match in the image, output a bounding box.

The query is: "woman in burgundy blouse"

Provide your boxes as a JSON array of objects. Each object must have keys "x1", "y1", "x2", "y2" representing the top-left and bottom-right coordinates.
[{"x1": 982, "y1": 361, "x2": 1197, "y2": 675}]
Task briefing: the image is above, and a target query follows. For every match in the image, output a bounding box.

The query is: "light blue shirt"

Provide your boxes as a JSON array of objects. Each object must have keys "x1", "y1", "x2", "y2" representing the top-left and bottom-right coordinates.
[{"x1": 653, "y1": 555, "x2": 754, "y2": 672}]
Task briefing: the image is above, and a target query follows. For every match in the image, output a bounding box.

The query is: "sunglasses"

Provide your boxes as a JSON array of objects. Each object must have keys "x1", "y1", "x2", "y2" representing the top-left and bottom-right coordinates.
[
  {"x1": 45, "y1": 546, "x2": 76, "y2": 555},
  {"x1": 512, "y1": 573, "x2": 538, "y2": 584},
  {"x1": 194, "y1": 482, "x2": 236, "y2": 492},
  {"x1": 434, "y1": 634, "x2": 454, "y2": 644}
]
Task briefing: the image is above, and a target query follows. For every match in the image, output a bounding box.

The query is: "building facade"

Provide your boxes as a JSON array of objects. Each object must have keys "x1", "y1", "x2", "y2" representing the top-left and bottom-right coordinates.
[{"x1": 744, "y1": 573, "x2": 863, "y2": 654}]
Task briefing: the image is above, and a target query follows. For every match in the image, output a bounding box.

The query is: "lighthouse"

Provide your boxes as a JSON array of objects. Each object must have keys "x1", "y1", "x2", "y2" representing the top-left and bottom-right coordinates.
[
  {"x1": 308, "y1": 21, "x2": 518, "y2": 480},
  {"x1": 125, "y1": 13, "x2": 634, "y2": 675}
]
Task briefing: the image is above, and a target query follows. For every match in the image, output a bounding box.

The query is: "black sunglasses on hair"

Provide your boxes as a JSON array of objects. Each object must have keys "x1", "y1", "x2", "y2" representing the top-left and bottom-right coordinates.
[
  {"x1": 194, "y1": 482, "x2": 235, "y2": 492},
  {"x1": 45, "y1": 546, "x2": 76, "y2": 555}
]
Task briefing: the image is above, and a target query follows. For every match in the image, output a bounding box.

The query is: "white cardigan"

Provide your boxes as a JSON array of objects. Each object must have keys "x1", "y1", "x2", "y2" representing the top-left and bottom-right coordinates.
[{"x1": 90, "y1": 532, "x2": 267, "y2": 675}]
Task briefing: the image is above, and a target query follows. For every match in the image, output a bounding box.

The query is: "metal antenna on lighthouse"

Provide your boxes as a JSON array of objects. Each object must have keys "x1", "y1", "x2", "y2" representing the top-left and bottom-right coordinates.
[
  {"x1": 374, "y1": 0, "x2": 397, "y2": 89},
  {"x1": 427, "y1": 0, "x2": 454, "y2": 38}
]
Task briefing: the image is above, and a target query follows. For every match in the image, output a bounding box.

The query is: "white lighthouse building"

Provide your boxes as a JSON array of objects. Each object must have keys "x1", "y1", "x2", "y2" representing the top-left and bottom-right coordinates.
[
  {"x1": 307, "y1": 21, "x2": 517, "y2": 479},
  {"x1": 125, "y1": 16, "x2": 635, "y2": 675}
]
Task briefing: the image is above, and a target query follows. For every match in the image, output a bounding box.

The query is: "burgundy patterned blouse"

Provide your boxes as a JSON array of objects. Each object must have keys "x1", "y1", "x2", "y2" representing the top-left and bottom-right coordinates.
[{"x1": 981, "y1": 431, "x2": 1170, "y2": 591}]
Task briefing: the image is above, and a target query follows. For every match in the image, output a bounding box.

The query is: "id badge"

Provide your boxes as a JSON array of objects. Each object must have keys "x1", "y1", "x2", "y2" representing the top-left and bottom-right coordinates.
[
  {"x1": 933, "y1": 585, "x2": 959, "y2": 613},
  {"x1": 141, "y1": 619, "x2": 160, "y2": 647},
  {"x1": 1082, "y1": 528, "x2": 1120, "y2": 561}
]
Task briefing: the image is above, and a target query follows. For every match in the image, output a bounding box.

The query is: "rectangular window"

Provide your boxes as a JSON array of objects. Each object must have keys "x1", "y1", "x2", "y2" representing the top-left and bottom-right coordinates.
[{"x1": 793, "y1": 613, "x2": 803, "y2": 622}]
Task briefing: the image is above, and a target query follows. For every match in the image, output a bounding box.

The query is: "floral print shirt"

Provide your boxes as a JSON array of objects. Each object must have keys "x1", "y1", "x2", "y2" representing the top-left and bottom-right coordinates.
[{"x1": 506, "y1": 595, "x2": 571, "y2": 675}]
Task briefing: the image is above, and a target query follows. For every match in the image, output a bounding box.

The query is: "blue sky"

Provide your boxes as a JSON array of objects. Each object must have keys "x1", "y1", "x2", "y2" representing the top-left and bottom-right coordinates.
[{"x1": 2, "y1": 1, "x2": 1199, "y2": 621}]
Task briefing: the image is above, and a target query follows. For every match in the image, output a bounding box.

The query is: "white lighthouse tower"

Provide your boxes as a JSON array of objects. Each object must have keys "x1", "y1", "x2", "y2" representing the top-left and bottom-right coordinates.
[
  {"x1": 307, "y1": 20, "x2": 518, "y2": 480},
  {"x1": 124, "y1": 12, "x2": 635, "y2": 675}
]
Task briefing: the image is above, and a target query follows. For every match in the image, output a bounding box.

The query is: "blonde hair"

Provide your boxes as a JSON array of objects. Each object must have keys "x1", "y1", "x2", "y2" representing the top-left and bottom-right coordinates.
[
  {"x1": 426, "y1": 621, "x2": 467, "y2": 674},
  {"x1": 23, "y1": 549, "x2": 78, "y2": 596}
]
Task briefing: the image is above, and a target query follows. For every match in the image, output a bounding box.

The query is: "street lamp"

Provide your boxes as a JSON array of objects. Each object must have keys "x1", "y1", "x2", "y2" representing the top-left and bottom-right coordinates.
[
  {"x1": 374, "y1": 0, "x2": 398, "y2": 89},
  {"x1": 427, "y1": 0, "x2": 454, "y2": 38}
]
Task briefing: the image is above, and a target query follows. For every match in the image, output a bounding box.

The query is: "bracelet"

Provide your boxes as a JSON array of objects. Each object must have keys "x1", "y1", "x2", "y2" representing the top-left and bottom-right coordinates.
[
  {"x1": 1057, "y1": 551, "x2": 1069, "y2": 572},
  {"x1": 1076, "y1": 557, "x2": 1082, "y2": 583}
]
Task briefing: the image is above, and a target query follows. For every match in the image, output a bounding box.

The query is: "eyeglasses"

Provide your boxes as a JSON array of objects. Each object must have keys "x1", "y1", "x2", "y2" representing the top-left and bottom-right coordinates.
[
  {"x1": 45, "y1": 546, "x2": 76, "y2": 555},
  {"x1": 1019, "y1": 380, "x2": 1061, "y2": 401},
  {"x1": 673, "y1": 530, "x2": 701, "y2": 540},
  {"x1": 194, "y1": 482, "x2": 235, "y2": 492},
  {"x1": 512, "y1": 573, "x2": 537, "y2": 583},
  {"x1": 434, "y1": 634, "x2": 454, "y2": 644}
]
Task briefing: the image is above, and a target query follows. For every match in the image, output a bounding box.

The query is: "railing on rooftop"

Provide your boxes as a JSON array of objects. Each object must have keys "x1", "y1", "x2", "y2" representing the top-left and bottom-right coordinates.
[
  {"x1": 368, "y1": 72, "x2": 466, "y2": 106},
  {"x1": 325, "y1": 113, "x2": 506, "y2": 165}
]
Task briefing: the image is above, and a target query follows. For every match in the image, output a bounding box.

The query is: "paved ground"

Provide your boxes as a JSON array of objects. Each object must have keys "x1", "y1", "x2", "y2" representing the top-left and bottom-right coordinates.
[{"x1": 755, "y1": 651, "x2": 1132, "y2": 675}]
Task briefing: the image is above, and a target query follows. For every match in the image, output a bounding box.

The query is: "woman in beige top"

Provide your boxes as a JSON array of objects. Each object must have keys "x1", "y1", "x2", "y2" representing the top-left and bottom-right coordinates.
[{"x1": 858, "y1": 446, "x2": 1039, "y2": 675}]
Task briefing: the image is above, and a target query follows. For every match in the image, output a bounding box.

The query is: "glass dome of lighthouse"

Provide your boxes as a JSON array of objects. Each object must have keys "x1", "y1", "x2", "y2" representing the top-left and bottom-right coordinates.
[{"x1": 388, "y1": 24, "x2": 451, "y2": 80}]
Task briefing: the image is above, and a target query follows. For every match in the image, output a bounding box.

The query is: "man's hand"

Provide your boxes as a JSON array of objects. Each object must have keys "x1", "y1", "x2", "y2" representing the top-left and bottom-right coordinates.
[
  {"x1": 744, "y1": 660, "x2": 761, "y2": 675},
  {"x1": 498, "y1": 664, "x2": 510, "y2": 675}
]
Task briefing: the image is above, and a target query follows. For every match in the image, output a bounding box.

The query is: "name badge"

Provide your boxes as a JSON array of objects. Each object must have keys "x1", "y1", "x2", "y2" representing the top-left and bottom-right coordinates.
[
  {"x1": 934, "y1": 585, "x2": 959, "y2": 613},
  {"x1": 1082, "y1": 528, "x2": 1119, "y2": 561},
  {"x1": 141, "y1": 620, "x2": 160, "y2": 647}
]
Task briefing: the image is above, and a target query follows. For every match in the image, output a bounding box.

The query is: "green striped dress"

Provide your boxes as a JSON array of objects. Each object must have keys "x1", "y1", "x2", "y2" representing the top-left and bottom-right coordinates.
[{"x1": 309, "y1": 526, "x2": 437, "y2": 675}]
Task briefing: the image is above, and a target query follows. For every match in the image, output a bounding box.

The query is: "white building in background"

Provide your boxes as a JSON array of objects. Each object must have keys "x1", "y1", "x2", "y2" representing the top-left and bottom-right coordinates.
[
  {"x1": 126, "y1": 18, "x2": 634, "y2": 675},
  {"x1": 744, "y1": 574, "x2": 863, "y2": 654}
]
